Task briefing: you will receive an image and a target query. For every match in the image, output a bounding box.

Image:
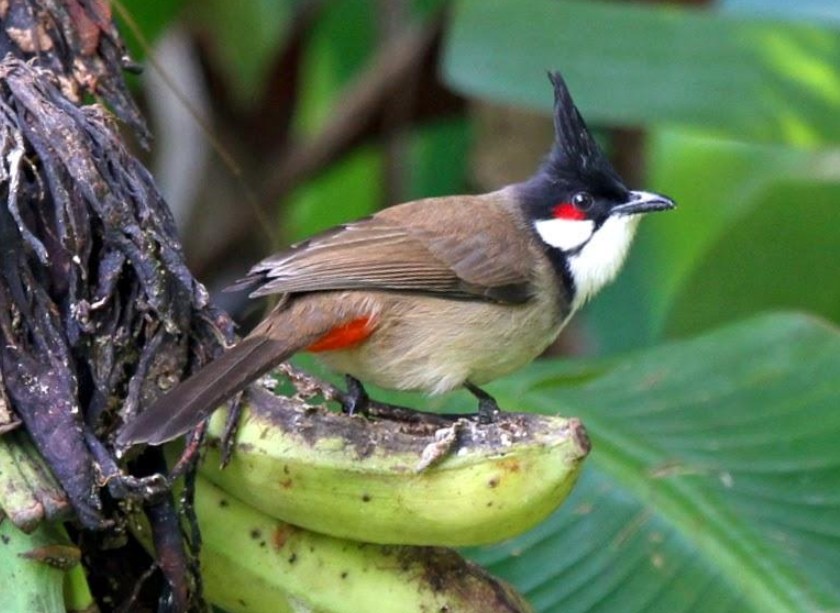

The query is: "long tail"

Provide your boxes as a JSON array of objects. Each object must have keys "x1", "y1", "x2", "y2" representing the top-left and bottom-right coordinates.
[
  {"x1": 115, "y1": 336, "x2": 292, "y2": 447},
  {"x1": 116, "y1": 294, "x2": 368, "y2": 448}
]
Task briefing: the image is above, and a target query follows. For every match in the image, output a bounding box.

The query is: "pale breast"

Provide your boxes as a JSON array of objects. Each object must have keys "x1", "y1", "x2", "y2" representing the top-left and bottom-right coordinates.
[{"x1": 315, "y1": 259, "x2": 567, "y2": 394}]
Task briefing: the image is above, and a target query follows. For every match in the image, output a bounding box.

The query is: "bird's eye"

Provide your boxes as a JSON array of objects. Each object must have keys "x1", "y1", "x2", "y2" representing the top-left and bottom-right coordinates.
[{"x1": 572, "y1": 191, "x2": 594, "y2": 210}]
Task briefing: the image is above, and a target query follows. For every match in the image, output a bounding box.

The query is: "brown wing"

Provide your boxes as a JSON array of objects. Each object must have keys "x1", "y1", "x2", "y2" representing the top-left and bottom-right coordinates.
[{"x1": 230, "y1": 192, "x2": 536, "y2": 305}]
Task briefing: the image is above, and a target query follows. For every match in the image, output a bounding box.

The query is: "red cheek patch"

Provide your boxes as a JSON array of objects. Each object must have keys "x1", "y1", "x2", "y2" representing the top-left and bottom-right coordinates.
[
  {"x1": 552, "y1": 203, "x2": 587, "y2": 221},
  {"x1": 307, "y1": 316, "x2": 376, "y2": 352}
]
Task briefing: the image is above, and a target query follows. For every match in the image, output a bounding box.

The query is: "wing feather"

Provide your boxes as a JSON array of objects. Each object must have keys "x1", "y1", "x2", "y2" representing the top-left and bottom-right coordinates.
[{"x1": 232, "y1": 193, "x2": 536, "y2": 304}]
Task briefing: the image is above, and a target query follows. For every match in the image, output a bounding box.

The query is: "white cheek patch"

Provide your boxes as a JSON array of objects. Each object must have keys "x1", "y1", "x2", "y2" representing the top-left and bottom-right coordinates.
[
  {"x1": 534, "y1": 218, "x2": 595, "y2": 252},
  {"x1": 568, "y1": 214, "x2": 641, "y2": 309}
]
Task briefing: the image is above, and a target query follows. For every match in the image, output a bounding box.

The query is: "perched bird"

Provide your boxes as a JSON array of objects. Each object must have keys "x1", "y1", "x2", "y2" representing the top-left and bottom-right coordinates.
[{"x1": 117, "y1": 72, "x2": 674, "y2": 447}]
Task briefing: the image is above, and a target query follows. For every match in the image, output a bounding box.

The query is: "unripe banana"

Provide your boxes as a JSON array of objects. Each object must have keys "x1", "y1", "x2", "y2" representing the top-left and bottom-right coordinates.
[
  {"x1": 138, "y1": 474, "x2": 533, "y2": 613},
  {"x1": 0, "y1": 517, "x2": 81, "y2": 613},
  {"x1": 199, "y1": 387, "x2": 588, "y2": 546}
]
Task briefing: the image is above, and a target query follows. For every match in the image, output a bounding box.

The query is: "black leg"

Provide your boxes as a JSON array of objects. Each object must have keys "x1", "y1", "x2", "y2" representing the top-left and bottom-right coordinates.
[
  {"x1": 342, "y1": 375, "x2": 370, "y2": 416},
  {"x1": 464, "y1": 382, "x2": 500, "y2": 424}
]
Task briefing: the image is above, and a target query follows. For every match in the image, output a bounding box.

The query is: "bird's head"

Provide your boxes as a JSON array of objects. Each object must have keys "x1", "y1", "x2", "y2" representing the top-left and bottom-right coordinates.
[{"x1": 518, "y1": 71, "x2": 675, "y2": 308}]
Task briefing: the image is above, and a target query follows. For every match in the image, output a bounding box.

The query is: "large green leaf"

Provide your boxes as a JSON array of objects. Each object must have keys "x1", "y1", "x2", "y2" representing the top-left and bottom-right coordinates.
[
  {"x1": 443, "y1": 0, "x2": 840, "y2": 145},
  {"x1": 641, "y1": 129, "x2": 812, "y2": 333},
  {"x1": 663, "y1": 180, "x2": 840, "y2": 337},
  {"x1": 466, "y1": 313, "x2": 840, "y2": 612},
  {"x1": 723, "y1": 0, "x2": 840, "y2": 25},
  {"x1": 585, "y1": 128, "x2": 836, "y2": 352}
]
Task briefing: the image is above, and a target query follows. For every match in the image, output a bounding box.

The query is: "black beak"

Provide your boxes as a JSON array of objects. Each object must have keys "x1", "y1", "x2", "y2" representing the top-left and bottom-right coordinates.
[{"x1": 612, "y1": 191, "x2": 676, "y2": 216}]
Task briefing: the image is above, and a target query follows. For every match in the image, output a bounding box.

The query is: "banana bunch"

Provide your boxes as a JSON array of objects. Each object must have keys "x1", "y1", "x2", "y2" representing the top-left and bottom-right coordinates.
[
  {"x1": 133, "y1": 387, "x2": 589, "y2": 612},
  {"x1": 3, "y1": 380, "x2": 588, "y2": 612},
  {"x1": 199, "y1": 388, "x2": 590, "y2": 547},
  {"x1": 137, "y1": 473, "x2": 535, "y2": 613}
]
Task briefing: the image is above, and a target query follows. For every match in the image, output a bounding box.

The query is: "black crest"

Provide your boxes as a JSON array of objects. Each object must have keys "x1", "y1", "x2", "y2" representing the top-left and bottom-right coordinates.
[{"x1": 542, "y1": 71, "x2": 623, "y2": 186}]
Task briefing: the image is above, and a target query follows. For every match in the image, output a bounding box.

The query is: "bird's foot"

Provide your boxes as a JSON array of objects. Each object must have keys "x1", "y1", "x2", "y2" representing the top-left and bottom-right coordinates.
[
  {"x1": 342, "y1": 375, "x2": 370, "y2": 416},
  {"x1": 337, "y1": 375, "x2": 462, "y2": 428},
  {"x1": 464, "y1": 382, "x2": 501, "y2": 424}
]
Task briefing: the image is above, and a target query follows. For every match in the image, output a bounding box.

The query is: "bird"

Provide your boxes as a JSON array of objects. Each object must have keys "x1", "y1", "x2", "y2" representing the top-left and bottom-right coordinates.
[{"x1": 116, "y1": 71, "x2": 675, "y2": 448}]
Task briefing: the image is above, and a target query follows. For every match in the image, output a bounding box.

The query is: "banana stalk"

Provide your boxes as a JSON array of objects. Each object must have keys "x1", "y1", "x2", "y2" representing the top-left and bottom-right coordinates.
[
  {"x1": 199, "y1": 387, "x2": 589, "y2": 546},
  {"x1": 135, "y1": 474, "x2": 533, "y2": 613},
  {"x1": 63, "y1": 561, "x2": 98, "y2": 613}
]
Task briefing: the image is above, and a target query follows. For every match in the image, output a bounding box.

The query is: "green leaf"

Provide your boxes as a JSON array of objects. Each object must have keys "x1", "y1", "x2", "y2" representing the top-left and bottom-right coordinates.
[
  {"x1": 642, "y1": 129, "x2": 810, "y2": 329},
  {"x1": 723, "y1": 0, "x2": 840, "y2": 26},
  {"x1": 662, "y1": 180, "x2": 840, "y2": 337},
  {"x1": 443, "y1": 0, "x2": 840, "y2": 145},
  {"x1": 584, "y1": 128, "x2": 818, "y2": 351},
  {"x1": 467, "y1": 313, "x2": 840, "y2": 612}
]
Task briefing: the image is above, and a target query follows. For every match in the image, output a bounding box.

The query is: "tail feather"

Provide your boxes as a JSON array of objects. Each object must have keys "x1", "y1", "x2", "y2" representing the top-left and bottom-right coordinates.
[{"x1": 117, "y1": 335, "x2": 295, "y2": 447}]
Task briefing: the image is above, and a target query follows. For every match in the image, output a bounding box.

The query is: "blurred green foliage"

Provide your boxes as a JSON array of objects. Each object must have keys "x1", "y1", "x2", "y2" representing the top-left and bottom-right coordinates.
[
  {"x1": 293, "y1": 0, "x2": 378, "y2": 135},
  {"x1": 444, "y1": 0, "x2": 840, "y2": 145},
  {"x1": 191, "y1": 0, "x2": 296, "y2": 104},
  {"x1": 285, "y1": 146, "x2": 383, "y2": 242}
]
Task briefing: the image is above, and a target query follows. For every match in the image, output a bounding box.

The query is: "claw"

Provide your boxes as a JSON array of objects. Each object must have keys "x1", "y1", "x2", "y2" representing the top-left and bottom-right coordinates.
[
  {"x1": 342, "y1": 375, "x2": 370, "y2": 416},
  {"x1": 464, "y1": 382, "x2": 500, "y2": 424}
]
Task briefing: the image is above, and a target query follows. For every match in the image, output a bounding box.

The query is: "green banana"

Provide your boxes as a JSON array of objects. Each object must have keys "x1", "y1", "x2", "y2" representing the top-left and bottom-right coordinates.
[
  {"x1": 140, "y1": 474, "x2": 533, "y2": 613},
  {"x1": 0, "y1": 515, "x2": 82, "y2": 613},
  {"x1": 199, "y1": 388, "x2": 589, "y2": 546},
  {"x1": 0, "y1": 432, "x2": 96, "y2": 612}
]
